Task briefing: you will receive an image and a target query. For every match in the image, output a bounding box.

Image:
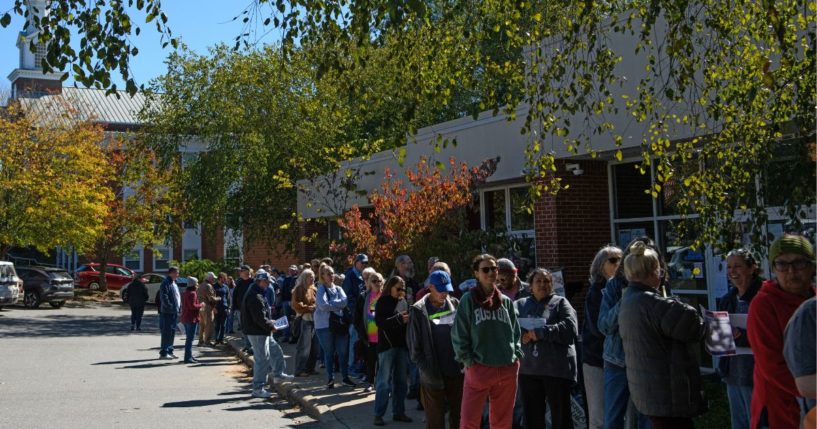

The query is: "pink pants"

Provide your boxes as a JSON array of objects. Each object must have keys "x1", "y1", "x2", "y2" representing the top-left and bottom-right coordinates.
[{"x1": 459, "y1": 360, "x2": 520, "y2": 429}]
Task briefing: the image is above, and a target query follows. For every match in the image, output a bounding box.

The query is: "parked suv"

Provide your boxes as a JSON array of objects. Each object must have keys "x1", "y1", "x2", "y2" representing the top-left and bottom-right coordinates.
[
  {"x1": 16, "y1": 266, "x2": 75, "y2": 309},
  {"x1": 0, "y1": 261, "x2": 22, "y2": 309}
]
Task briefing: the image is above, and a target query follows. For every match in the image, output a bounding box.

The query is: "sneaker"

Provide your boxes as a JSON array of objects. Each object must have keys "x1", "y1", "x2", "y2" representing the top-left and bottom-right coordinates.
[
  {"x1": 364, "y1": 384, "x2": 374, "y2": 393},
  {"x1": 184, "y1": 358, "x2": 200, "y2": 364},
  {"x1": 275, "y1": 373, "x2": 294, "y2": 383},
  {"x1": 342, "y1": 377, "x2": 356, "y2": 387},
  {"x1": 373, "y1": 416, "x2": 385, "y2": 426},
  {"x1": 393, "y1": 415, "x2": 413, "y2": 423},
  {"x1": 167, "y1": 353, "x2": 179, "y2": 359},
  {"x1": 159, "y1": 355, "x2": 172, "y2": 360},
  {"x1": 251, "y1": 389, "x2": 273, "y2": 399},
  {"x1": 326, "y1": 380, "x2": 335, "y2": 389}
]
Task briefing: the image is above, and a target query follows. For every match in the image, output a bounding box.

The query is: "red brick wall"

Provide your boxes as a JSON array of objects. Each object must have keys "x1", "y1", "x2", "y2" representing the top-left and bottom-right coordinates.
[
  {"x1": 534, "y1": 160, "x2": 611, "y2": 325},
  {"x1": 243, "y1": 240, "x2": 299, "y2": 272},
  {"x1": 201, "y1": 225, "x2": 224, "y2": 262}
]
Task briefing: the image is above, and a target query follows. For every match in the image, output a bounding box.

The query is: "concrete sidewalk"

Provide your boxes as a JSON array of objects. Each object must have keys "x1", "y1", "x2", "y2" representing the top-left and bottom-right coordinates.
[{"x1": 225, "y1": 333, "x2": 426, "y2": 428}]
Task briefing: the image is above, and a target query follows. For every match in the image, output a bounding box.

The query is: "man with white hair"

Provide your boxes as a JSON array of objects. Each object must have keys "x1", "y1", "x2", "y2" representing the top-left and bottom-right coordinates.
[
  {"x1": 197, "y1": 272, "x2": 218, "y2": 346},
  {"x1": 241, "y1": 270, "x2": 278, "y2": 398}
]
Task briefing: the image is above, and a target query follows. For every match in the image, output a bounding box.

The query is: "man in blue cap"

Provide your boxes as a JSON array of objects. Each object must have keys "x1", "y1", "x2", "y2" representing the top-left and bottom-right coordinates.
[
  {"x1": 407, "y1": 270, "x2": 463, "y2": 429},
  {"x1": 342, "y1": 253, "x2": 369, "y2": 376}
]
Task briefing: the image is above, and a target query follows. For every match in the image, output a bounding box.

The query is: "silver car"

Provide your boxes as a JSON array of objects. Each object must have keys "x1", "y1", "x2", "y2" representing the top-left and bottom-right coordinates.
[
  {"x1": 121, "y1": 274, "x2": 186, "y2": 304},
  {"x1": 0, "y1": 262, "x2": 22, "y2": 309}
]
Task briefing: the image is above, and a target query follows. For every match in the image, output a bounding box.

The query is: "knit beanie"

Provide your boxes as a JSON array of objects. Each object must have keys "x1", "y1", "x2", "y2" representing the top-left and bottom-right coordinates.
[{"x1": 769, "y1": 234, "x2": 815, "y2": 264}]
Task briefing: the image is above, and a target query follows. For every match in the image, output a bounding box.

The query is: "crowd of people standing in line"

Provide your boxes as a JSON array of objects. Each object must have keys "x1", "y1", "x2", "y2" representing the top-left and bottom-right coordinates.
[{"x1": 141, "y1": 233, "x2": 815, "y2": 429}]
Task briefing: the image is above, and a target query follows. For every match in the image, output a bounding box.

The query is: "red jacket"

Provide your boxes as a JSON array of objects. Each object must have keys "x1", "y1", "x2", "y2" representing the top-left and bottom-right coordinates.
[
  {"x1": 180, "y1": 288, "x2": 203, "y2": 324},
  {"x1": 747, "y1": 280, "x2": 811, "y2": 429}
]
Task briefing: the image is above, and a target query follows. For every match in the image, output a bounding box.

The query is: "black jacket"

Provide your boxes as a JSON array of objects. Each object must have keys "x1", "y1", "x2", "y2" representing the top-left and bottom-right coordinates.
[
  {"x1": 582, "y1": 279, "x2": 606, "y2": 367},
  {"x1": 715, "y1": 277, "x2": 761, "y2": 386},
  {"x1": 407, "y1": 294, "x2": 460, "y2": 389},
  {"x1": 127, "y1": 279, "x2": 149, "y2": 308},
  {"x1": 240, "y1": 283, "x2": 273, "y2": 336},
  {"x1": 375, "y1": 295, "x2": 408, "y2": 352},
  {"x1": 619, "y1": 281, "x2": 706, "y2": 418},
  {"x1": 232, "y1": 278, "x2": 252, "y2": 311}
]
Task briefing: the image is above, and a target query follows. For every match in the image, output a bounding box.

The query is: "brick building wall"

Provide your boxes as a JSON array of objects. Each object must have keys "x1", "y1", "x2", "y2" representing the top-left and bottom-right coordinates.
[{"x1": 534, "y1": 159, "x2": 611, "y2": 328}]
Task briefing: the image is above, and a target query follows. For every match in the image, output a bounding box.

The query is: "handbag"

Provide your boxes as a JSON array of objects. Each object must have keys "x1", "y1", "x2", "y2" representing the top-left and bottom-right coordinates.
[
  {"x1": 291, "y1": 315, "x2": 303, "y2": 339},
  {"x1": 329, "y1": 308, "x2": 351, "y2": 335}
]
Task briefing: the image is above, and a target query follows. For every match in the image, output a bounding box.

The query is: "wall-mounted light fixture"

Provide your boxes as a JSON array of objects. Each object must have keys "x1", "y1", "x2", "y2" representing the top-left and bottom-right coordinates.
[{"x1": 565, "y1": 163, "x2": 584, "y2": 176}]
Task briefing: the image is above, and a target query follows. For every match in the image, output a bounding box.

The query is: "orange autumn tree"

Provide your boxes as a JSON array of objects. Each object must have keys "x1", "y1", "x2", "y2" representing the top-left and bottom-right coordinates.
[
  {"x1": 88, "y1": 136, "x2": 178, "y2": 292},
  {"x1": 338, "y1": 156, "x2": 497, "y2": 268}
]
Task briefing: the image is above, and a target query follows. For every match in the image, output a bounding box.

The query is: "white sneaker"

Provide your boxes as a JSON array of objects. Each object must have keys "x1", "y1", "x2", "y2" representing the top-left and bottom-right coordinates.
[
  {"x1": 275, "y1": 373, "x2": 294, "y2": 382},
  {"x1": 251, "y1": 389, "x2": 273, "y2": 399}
]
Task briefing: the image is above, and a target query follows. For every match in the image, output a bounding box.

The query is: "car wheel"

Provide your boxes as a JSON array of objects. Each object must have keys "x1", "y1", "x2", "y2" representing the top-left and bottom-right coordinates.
[
  {"x1": 24, "y1": 290, "x2": 41, "y2": 309},
  {"x1": 49, "y1": 301, "x2": 65, "y2": 309},
  {"x1": 88, "y1": 282, "x2": 100, "y2": 291}
]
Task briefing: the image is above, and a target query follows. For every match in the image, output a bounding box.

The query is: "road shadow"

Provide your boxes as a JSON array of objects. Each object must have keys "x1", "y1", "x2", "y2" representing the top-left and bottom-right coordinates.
[
  {"x1": 92, "y1": 358, "x2": 159, "y2": 365},
  {"x1": 0, "y1": 312, "x2": 159, "y2": 338},
  {"x1": 162, "y1": 396, "x2": 247, "y2": 408}
]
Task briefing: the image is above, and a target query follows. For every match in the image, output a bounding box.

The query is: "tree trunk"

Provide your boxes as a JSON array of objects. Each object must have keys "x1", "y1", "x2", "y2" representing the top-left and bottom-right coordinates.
[{"x1": 98, "y1": 258, "x2": 108, "y2": 293}]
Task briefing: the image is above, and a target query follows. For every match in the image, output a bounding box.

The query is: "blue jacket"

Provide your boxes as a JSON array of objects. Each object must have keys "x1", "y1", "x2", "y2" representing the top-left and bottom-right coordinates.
[
  {"x1": 342, "y1": 267, "x2": 364, "y2": 310},
  {"x1": 159, "y1": 276, "x2": 180, "y2": 314},
  {"x1": 315, "y1": 283, "x2": 348, "y2": 330},
  {"x1": 214, "y1": 282, "x2": 230, "y2": 311},
  {"x1": 598, "y1": 275, "x2": 626, "y2": 367}
]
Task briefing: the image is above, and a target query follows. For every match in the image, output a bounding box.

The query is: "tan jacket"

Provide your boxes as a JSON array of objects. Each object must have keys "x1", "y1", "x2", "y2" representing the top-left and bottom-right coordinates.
[
  {"x1": 291, "y1": 284, "x2": 317, "y2": 315},
  {"x1": 197, "y1": 282, "x2": 218, "y2": 308}
]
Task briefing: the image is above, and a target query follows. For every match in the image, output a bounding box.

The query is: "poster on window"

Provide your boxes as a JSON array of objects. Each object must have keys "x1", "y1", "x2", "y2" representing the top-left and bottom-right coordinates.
[{"x1": 550, "y1": 269, "x2": 565, "y2": 297}]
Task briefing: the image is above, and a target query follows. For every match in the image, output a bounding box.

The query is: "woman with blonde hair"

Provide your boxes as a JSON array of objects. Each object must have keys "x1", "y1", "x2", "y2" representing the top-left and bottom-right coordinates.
[
  {"x1": 618, "y1": 241, "x2": 706, "y2": 429},
  {"x1": 355, "y1": 271, "x2": 385, "y2": 391},
  {"x1": 292, "y1": 269, "x2": 319, "y2": 376}
]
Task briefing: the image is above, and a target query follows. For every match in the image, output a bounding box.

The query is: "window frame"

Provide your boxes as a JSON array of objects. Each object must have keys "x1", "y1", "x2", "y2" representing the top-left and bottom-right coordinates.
[
  {"x1": 479, "y1": 184, "x2": 535, "y2": 236},
  {"x1": 122, "y1": 246, "x2": 143, "y2": 272},
  {"x1": 152, "y1": 244, "x2": 172, "y2": 272}
]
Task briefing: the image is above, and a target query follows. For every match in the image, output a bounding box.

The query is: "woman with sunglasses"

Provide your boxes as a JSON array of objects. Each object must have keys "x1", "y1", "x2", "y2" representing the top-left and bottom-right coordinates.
[
  {"x1": 515, "y1": 267, "x2": 579, "y2": 428},
  {"x1": 355, "y1": 271, "x2": 385, "y2": 392},
  {"x1": 315, "y1": 264, "x2": 353, "y2": 389},
  {"x1": 372, "y1": 276, "x2": 413, "y2": 426},
  {"x1": 716, "y1": 249, "x2": 762, "y2": 429},
  {"x1": 452, "y1": 254, "x2": 522, "y2": 429},
  {"x1": 583, "y1": 245, "x2": 623, "y2": 429}
]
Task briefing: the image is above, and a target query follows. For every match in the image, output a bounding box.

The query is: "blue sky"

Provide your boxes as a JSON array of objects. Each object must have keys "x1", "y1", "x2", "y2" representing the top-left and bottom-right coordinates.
[{"x1": 0, "y1": 1, "x2": 282, "y2": 92}]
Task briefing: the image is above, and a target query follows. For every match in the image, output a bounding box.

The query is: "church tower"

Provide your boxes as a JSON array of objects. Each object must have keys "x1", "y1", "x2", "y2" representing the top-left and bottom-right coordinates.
[{"x1": 7, "y1": 0, "x2": 64, "y2": 99}]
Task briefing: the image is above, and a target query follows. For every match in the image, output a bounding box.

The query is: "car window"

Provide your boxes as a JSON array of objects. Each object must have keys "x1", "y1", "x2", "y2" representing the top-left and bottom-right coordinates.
[
  {"x1": 76, "y1": 265, "x2": 93, "y2": 273},
  {"x1": 116, "y1": 267, "x2": 133, "y2": 277},
  {"x1": 48, "y1": 271, "x2": 72, "y2": 280},
  {"x1": 146, "y1": 274, "x2": 164, "y2": 284},
  {"x1": 0, "y1": 265, "x2": 16, "y2": 281}
]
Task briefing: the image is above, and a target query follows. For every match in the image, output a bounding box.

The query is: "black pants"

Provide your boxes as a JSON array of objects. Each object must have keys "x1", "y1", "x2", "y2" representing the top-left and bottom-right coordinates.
[
  {"x1": 647, "y1": 416, "x2": 694, "y2": 429},
  {"x1": 130, "y1": 305, "x2": 145, "y2": 329},
  {"x1": 365, "y1": 342, "x2": 378, "y2": 384},
  {"x1": 214, "y1": 309, "x2": 227, "y2": 342},
  {"x1": 519, "y1": 374, "x2": 574, "y2": 429},
  {"x1": 421, "y1": 375, "x2": 464, "y2": 429}
]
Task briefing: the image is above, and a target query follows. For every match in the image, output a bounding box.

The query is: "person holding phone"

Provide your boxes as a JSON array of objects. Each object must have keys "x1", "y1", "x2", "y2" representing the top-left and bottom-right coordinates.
[{"x1": 372, "y1": 276, "x2": 413, "y2": 426}]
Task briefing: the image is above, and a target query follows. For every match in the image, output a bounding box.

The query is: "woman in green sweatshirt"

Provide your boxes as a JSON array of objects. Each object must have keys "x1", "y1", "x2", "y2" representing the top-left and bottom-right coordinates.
[{"x1": 452, "y1": 254, "x2": 522, "y2": 429}]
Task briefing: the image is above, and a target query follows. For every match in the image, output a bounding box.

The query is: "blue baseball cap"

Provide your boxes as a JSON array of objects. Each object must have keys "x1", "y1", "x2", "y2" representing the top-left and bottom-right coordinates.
[
  {"x1": 428, "y1": 270, "x2": 454, "y2": 293},
  {"x1": 355, "y1": 254, "x2": 369, "y2": 264}
]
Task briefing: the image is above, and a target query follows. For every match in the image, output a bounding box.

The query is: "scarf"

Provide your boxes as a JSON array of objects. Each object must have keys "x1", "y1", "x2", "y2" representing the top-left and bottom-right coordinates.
[{"x1": 472, "y1": 283, "x2": 503, "y2": 311}]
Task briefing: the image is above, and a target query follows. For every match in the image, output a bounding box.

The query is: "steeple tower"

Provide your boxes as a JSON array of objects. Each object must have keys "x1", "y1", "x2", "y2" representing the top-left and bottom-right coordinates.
[{"x1": 7, "y1": 0, "x2": 64, "y2": 99}]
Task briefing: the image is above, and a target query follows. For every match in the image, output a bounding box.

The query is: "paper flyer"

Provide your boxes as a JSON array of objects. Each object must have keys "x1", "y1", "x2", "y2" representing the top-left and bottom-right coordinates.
[
  {"x1": 272, "y1": 316, "x2": 289, "y2": 330},
  {"x1": 701, "y1": 306, "x2": 753, "y2": 356},
  {"x1": 518, "y1": 317, "x2": 547, "y2": 331}
]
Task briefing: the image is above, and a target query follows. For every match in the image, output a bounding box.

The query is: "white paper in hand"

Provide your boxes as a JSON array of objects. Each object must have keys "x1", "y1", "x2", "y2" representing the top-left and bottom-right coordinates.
[
  {"x1": 518, "y1": 317, "x2": 547, "y2": 331},
  {"x1": 272, "y1": 316, "x2": 288, "y2": 330}
]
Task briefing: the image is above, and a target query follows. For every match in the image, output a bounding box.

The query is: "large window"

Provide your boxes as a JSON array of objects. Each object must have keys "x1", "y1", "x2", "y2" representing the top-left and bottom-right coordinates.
[
  {"x1": 153, "y1": 244, "x2": 171, "y2": 272},
  {"x1": 122, "y1": 247, "x2": 143, "y2": 272},
  {"x1": 481, "y1": 185, "x2": 534, "y2": 234}
]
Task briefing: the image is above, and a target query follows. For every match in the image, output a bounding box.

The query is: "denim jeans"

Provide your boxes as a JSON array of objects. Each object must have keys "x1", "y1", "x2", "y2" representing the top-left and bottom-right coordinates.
[
  {"x1": 159, "y1": 312, "x2": 178, "y2": 356},
  {"x1": 234, "y1": 310, "x2": 252, "y2": 351},
  {"x1": 183, "y1": 322, "x2": 198, "y2": 361},
  {"x1": 295, "y1": 320, "x2": 319, "y2": 373},
  {"x1": 268, "y1": 335, "x2": 287, "y2": 377},
  {"x1": 348, "y1": 324, "x2": 359, "y2": 374},
  {"x1": 374, "y1": 347, "x2": 409, "y2": 418},
  {"x1": 214, "y1": 310, "x2": 227, "y2": 342},
  {"x1": 603, "y1": 364, "x2": 651, "y2": 429},
  {"x1": 247, "y1": 334, "x2": 272, "y2": 390},
  {"x1": 130, "y1": 305, "x2": 145, "y2": 329},
  {"x1": 726, "y1": 384, "x2": 752, "y2": 429},
  {"x1": 315, "y1": 327, "x2": 349, "y2": 383},
  {"x1": 226, "y1": 310, "x2": 235, "y2": 333}
]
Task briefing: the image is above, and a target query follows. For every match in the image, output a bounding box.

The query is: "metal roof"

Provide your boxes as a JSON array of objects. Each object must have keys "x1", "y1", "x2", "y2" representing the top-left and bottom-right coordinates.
[{"x1": 17, "y1": 87, "x2": 149, "y2": 128}]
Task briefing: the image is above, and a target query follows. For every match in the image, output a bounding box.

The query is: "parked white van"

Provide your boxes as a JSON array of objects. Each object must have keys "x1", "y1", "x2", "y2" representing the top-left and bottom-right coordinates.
[{"x1": 0, "y1": 261, "x2": 22, "y2": 309}]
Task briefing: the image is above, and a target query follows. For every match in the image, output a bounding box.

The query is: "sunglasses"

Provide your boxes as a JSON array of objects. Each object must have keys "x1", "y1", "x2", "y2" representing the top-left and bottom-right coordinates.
[
  {"x1": 479, "y1": 266, "x2": 498, "y2": 273},
  {"x1": 608, "y1": 257, "x2": 621, "y2": 264}
]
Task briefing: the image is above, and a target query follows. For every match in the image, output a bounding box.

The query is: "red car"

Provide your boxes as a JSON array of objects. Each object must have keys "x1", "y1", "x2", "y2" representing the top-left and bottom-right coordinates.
[{"x1": 74, "y1": 263, "x2": 135, "y2": 291}]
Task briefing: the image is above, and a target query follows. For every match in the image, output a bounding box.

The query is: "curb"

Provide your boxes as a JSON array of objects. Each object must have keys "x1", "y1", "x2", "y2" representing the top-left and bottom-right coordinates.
[{"x1": 225, "y1": 335, "x2": 344, "y2": 426}]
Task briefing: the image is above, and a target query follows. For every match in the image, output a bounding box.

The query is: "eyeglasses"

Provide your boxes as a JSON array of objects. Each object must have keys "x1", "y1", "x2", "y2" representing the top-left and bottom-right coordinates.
[
  {"x1": 607, "y1": 257, "x2": 621, "y2": 264},
  {"x1": 480, "y1": 266, "x2": 498, "y2": 273},
  {"x1": 773, "y1": 259, "x2": 814, "y2": 271}
]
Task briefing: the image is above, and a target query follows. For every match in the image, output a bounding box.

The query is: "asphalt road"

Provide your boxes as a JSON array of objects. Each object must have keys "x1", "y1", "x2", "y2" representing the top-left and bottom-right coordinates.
[{"x1": 0, "y1": 302, "x2": 318, "y2": 429}]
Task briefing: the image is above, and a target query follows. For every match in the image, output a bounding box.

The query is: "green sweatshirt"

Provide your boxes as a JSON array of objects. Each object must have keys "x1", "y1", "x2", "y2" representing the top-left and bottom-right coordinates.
[{"x1": 451, "y1": 290, "x2": 522, "y2": 367}]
